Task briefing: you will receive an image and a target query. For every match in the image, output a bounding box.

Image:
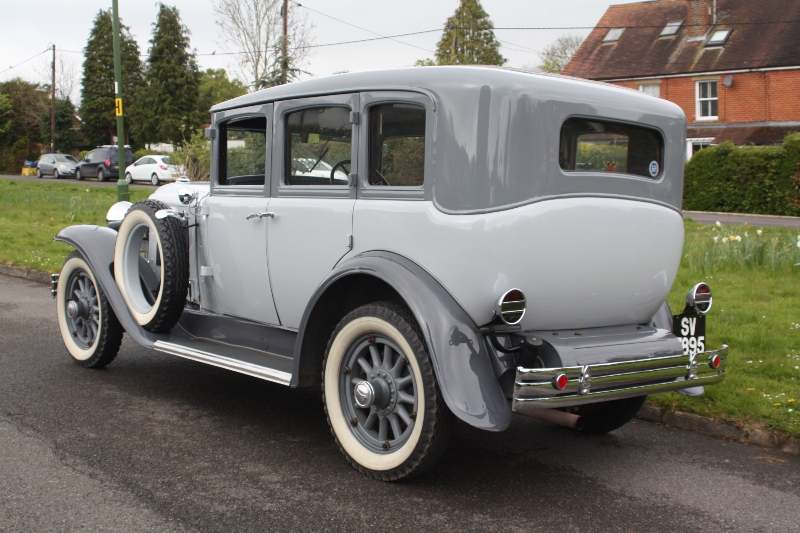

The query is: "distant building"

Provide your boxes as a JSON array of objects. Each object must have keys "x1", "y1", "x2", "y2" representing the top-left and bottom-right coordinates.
[{"x1": 562, "y1": 0, "x2": 800, "y2": 158}]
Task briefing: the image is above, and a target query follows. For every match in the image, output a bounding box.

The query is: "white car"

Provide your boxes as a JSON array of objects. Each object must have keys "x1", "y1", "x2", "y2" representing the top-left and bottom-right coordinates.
[{"x1": 125, "y1": 155, "x2": 182, "y2": 185}]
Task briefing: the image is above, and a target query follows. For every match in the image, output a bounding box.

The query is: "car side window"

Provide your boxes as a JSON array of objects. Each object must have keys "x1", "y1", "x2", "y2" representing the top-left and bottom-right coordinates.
[
  {"x1": 85, "y1": 152, "x2": 94, "y2": 162},
  {"x1": 368, "y1": 103, "x2": 426, "y2": 187},
  {"x1": 218, "y1": 116, "x2": 267, "y2": 186},
  {"x1": 142, "y1": 157, "x2": 154, "y2": 165},
  {"x1": 285, "y1": 107, "x2": 351, "y2": 186}
]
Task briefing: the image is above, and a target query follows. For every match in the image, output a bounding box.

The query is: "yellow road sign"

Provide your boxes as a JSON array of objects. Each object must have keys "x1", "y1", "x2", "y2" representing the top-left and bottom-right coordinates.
[{"x1": 115, "y1": 98, "x2": 123, "y2": 116}]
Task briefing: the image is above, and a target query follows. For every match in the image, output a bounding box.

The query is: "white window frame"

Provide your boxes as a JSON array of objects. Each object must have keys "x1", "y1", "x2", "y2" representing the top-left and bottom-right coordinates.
[
  {"x1": 638, "y1": 83, "x2": 661, "y2": 98},
  {"x1": 695, "y1": 80, "x2": 718, "y2": 121},
  {"x1": 603, "y1": 28, "x2": 625, "y2": 42},
  {"x1": 686, "y1": 138, "x2": 715, "y2": 160}
]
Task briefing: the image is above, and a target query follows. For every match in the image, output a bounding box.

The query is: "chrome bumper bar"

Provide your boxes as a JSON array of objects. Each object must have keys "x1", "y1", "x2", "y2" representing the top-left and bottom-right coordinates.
[{"x1": 512, "y1": 345, "x2": 727, "y2": 412}]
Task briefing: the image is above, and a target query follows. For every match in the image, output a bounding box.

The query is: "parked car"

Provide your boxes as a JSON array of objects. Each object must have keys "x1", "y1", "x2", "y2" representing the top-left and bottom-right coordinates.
[
  {"x1": 52, "y1": 67, "x2": 728, "y2": 481},
  {"x1": 37, "y1": 153, "x2": 79, "y2": 179},
  {"x1": 125, "y1": 155, "x2": 183, "y2": 185},
  {"x1": 75, "y1": 146, "x2": 134, "y2": 181}
]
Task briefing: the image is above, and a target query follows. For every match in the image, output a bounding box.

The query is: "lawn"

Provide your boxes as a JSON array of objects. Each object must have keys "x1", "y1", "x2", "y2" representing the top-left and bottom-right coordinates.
[{"x1": 1, "y1": 178, "x2": 799, "y2": 437}]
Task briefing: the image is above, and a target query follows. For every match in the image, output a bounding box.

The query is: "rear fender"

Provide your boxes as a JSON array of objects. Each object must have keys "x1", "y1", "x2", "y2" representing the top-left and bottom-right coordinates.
[
  {"x1": 54, "y1": 225, "x2": 166, "y2": 348},
  {"x1": 293, "y1": 251, "x2": 512, "y2": 432}
]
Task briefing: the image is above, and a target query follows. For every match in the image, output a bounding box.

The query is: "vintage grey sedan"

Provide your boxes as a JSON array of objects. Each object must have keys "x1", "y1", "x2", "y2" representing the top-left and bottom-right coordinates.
[{"x1": 52, "y1": 67, "x2": 727, "y2": 480}]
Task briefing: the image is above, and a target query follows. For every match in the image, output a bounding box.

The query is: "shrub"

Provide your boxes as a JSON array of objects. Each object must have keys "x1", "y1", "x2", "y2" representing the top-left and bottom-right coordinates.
[
  {"x1": 684, "y1": 133, "x2": 800, "y2": 216},
  {"x1": 133, "y1": 148, "x2": 167, "y2": 160}
]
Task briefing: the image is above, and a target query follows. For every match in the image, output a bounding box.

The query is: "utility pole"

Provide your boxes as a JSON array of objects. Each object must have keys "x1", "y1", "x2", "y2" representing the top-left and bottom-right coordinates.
[
  {"x1": 50, "y1": 45, "x2": 55, "y2": 153},
  {"x1": 112, "y1": 0, "x2": 129, "y2": 201},
  {"x1": 281, "y1": 0, "x2": 288, "y2": 85}
]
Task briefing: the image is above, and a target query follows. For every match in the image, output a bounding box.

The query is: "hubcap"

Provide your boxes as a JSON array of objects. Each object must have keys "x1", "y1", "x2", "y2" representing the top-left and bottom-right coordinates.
[
  {"x1": 339, "y1": 333, "x2": 418, "y2": 453},
  {"x1": 64, "y1": 270, "x2": 99, "y2": 349}
]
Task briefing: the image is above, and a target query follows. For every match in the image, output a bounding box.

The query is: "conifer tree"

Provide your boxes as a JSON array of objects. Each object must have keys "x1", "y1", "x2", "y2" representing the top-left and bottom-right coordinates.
[
  {"x1": 80, "y1": 10, "x2": 143, "y2": 147},
  {"x1": 134, "y1": 4, "x2": 200, "y2": 145},
  {"x1": 431, "y1": 0, "x2": 505, "y2": 66}
]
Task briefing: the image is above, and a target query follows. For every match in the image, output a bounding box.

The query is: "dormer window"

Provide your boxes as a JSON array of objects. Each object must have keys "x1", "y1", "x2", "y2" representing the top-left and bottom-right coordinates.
[
  {"x1": 603, "y1": 28, "x2": 625, "y2": 42},
  {"x1": 660, "y1": 21, "x2": 683, "y2": 36},
  {"x1": 706, "y1": 29, "x2": 731, "y2": 46}
]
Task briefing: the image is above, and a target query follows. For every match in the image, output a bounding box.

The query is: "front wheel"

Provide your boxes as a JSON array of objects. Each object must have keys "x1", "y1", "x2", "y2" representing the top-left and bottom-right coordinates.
[
  {"x1": 56, "y1": 252, "x2": 123, "y2": 368},
  {"x1": 571, "y1": 396, "x2": 647, "y2": 435},
  {"x1": 125, "y1": 172, "x2": 133, "y2": 185},
  {"x1": 323, "y1": 302, "x2": 453, "y2": 481},
  {"x1": 53, "y1": 169, "x2": 60, "y2": 179},
  {"x1": 76, "y1": 169, "x2": 83, "y2": 180}
]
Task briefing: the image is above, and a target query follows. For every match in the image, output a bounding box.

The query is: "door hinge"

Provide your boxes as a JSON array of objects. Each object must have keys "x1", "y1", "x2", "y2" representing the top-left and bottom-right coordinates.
[
  {"x1": 200, "y1": 266, "x2": 213, "y2": 277},
  {"x1": 348, "y1": 173, "x2": 358, "y2": 187},
  {"x1": 347, "y1": 234, "x2": 353, "y2": 249},
  {"x1": 349, "y1": 111, "x2": 360, "y2": 124}
]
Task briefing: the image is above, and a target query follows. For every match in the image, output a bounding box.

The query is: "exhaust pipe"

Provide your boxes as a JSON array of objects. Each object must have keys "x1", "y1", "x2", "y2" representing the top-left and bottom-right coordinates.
[{"x1": 519, "y1": 408, "x2": 584, "y2": 430}]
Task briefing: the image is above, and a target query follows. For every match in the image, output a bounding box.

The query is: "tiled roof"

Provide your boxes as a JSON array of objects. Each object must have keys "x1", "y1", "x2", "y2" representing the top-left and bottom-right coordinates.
[{"x1": 563, "y1": 0, "x2": 800, "y2": 80}]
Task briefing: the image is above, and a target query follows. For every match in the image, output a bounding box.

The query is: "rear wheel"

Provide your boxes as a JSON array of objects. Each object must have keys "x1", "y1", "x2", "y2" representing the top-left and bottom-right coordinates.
[
  {"x1": 56, "y1": 252, "x2": 123, "y2": 368},
  {"x1": 53, "y1": 169, "x2": 59, "y2": 179},
  {"x1": 571, "y1": 396, "x2": 647, "y2": 435},
  {"x1": 323, "y1": 302, "x2": 452, "y2": 481},
  {"x1": 151, "y1": 173, "x2": 160, "y2": 186},
  {"x1": 114, "y1": 199, "x2": 189, "y2": 332},
  {"x1": 97, "y1": 167, "x2": 106, "y2": 182}
]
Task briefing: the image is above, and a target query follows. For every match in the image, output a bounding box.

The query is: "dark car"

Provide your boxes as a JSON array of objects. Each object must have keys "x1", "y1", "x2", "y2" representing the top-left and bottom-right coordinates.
[
  {"x1": 75, "y1": 146, "x2": 134, "y2": 181},
  {"x1": 37, "y1": 153, "x2": 79, "y2": 179}
]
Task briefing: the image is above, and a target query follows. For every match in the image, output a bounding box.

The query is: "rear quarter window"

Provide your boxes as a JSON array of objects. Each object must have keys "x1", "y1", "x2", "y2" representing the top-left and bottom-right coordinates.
[{"x1": 559, "y1": 118, "x2": 663, "y2": 179}]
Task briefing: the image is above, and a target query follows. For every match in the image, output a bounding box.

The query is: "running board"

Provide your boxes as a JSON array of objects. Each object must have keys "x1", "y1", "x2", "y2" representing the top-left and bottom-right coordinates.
[{"x1": 154, "y1": 339, "x2": 292, "y2": 386}]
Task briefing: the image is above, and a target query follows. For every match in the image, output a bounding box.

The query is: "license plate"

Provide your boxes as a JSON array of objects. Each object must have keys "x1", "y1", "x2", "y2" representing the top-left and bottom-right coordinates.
[{"x1": 672, "y1": 312, "x2": 706, "y2": 356}]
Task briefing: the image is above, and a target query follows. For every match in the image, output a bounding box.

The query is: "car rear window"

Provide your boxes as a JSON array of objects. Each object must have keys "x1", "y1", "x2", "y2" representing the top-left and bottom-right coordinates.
[{"x1": 559, "y1": 118, "x2": 663, "y2": 179}]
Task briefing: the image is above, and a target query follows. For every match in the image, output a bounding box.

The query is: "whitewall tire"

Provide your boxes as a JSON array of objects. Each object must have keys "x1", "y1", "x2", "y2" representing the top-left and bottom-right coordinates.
[
  {"x1": 113, "y1": 199, "x2": 189, "y2": 333},
  {"x1": 56, "y1": 252, "x2": 122, "y2": 368},
  {"x1": 322, "y1": 302, "x2": 452, "y2": 481}
]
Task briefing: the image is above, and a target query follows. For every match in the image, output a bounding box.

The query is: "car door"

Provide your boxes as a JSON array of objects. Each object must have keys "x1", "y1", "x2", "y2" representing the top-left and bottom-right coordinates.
[
  {"x1": 203, "y1": 104, "x2": 280, "y2": 325},
  {"x1": 40, "y1": 155, "x2": 53, "y2": 175},
  {"x1": 129, "y1": 157, "x2": 145, "y2": 180},
  {"x1": 84, "y1": 150, "x2": 100, "y2": 177},
  {"x1": 137, "y1": 157, "x2": 155, "y2": 180},
  {"x1": 266, "y1": 94, "x2": 359, "y2": 329}
]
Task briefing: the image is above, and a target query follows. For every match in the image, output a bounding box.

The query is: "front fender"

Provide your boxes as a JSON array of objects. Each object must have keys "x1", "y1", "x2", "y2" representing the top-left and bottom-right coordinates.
[
  {"x1": 293, "y1": 251, "x2": 512, "y2": 432},
  {"x1": 54, "y1": 225, "x2": 167, "y2": 348}
]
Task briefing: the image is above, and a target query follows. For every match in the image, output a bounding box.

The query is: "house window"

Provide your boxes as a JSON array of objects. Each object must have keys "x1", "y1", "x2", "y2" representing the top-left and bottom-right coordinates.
[
  {"x1": 603, "y1": 28, "x2": 625, "y2": 42},
  {"x1": 660, "y1": 21, "x2": 683, "y2": 36},
  {"x1": 706, "y1": 29, "x2": 731, "y2": 46},
  {"x1": 696, "y1": 81, "x2": 718, "y2": 119},
  {"x1": 686, "y1": 138, "x2": 715, "y2": 160},
  {"x1": 639, "y1": 84, "x2": 660, "y2": 98}
]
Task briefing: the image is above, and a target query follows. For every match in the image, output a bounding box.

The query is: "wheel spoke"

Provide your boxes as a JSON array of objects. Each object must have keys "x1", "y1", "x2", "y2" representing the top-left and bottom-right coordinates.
[
  {"x1": 350, "y1": 377, "x2": 365, "y2": 386},
  {"x1": 368, "y1": 345, "x2": 382, "y2": 368},
  {"x1": 394, "y1": 375, "x2": 412, "y2": 388},
  {"x1": 378, "y1": 415, "x2": 388, "y2": 442},
  {"x1": 398, "y1": 391, "x2": 415, "y2": 405},
  {"x1": 388, "y1": 413, "x2": 403, "y2": 440},
  {"x1": 391, "y1": 354, "x2": 405, "y2": 374},
  {"x1": 382, "y1": 344, "x2": 392, "y2": 369},
  {"x1": 395, "y1": 404, "x2": 413, "y2": 425},
  {"x1": 356, "y1": 356, "x2": 372, "y2": 375},
  {"x1": 364, "y1": 412, "x2": 378, "y2": 430}
]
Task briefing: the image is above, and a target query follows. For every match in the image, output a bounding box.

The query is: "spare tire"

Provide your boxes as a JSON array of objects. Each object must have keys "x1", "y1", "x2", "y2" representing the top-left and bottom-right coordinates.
[{"x1": 114, "y1": 199, "x2": 189, "y2": 332}]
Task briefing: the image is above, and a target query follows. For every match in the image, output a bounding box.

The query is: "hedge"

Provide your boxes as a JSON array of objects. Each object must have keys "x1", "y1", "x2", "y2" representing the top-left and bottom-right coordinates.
[{"x1": 683, "y1": 133, "x2": 800, "y2": 216}]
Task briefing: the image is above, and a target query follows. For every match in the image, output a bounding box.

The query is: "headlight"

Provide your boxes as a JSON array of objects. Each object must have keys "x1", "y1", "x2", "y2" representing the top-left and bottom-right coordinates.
[{"x1": 59, "y1": 164, "x2": 67, "y2": 169}]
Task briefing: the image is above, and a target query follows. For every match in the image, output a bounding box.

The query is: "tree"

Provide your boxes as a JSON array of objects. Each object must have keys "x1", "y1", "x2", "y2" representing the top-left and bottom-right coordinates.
[
  {"x1": 0, "y1": 79, "x2": 48, "y2": 171},
  {"x1": 134, "y1": 4, "x2": 201, "y2": 145},
  {"x1": 40, "y1": 97, "x2": 82, "y2": 153},
  {"x1": 529, "y1": 34, "x2": 584, "y2": 74},
  {"x1": 196, "y1": 68, "x2": 247, "y2": 122},
  {"x1": 212, "y1": 0, "x2": 314, "y2": 89},
  {"x1": 80, "y1": 9, "x2": 144, "y2": 147},
  {"x1": 424, "y1": 0, "x2": 505, "y2": 66}
]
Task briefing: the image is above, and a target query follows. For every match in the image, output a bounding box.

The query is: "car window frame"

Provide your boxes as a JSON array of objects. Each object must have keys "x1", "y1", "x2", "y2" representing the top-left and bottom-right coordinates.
[
  {"x1": 272, "y1": 93, "x2": 359, "y2": 200},
  {"x1": 358, "y1": 91, "x2": 434, "y2": 201},
  {"x1": 210, "y1": 103, "x2": 273, "y2": 198}
]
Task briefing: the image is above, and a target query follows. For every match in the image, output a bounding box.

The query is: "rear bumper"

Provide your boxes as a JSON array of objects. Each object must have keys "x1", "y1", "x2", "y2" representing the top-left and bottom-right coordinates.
[{"x1": 512, "y1": 345, "x2": 727, "y2": 413}]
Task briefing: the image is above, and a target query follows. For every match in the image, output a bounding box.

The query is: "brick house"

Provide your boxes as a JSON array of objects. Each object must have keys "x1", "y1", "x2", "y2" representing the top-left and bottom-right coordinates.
[{"x1": 562, "y1": 0, "x2": 800, "y2": 158}]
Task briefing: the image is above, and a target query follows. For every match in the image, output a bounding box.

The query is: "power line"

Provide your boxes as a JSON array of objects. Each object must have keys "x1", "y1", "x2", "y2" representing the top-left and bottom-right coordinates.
[
  {"x1": 492, "y1": 20, "x2": 800, "y2": 30},
  {"x1": 290, "y1": 1, "x2": 435, "y2": 53},
  {"x1": 0, "y1": 47, "x2": 52, "y2": 77}
]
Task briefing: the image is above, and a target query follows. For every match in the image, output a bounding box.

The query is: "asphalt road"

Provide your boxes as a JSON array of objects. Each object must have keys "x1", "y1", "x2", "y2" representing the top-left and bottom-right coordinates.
[
  {"x1": 1, "y1": 273, "x2": 800, "y2": 532},
  {"x1": 0, "y1": 173, "x2": 157, "y2": 189}
]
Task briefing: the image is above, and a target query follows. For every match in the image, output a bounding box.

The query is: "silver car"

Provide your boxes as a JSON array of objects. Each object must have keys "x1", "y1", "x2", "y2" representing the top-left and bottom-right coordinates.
[
  {"x1": 37, "y1": 153, "x2": 79, "y2": 179},
  {"x1": 53, "y1": 67, "x2": 727, "y2": 480}
]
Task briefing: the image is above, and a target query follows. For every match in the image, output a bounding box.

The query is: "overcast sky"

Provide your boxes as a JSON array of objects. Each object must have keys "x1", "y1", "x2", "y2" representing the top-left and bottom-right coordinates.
[{"x1": 0, "y1": 0, "x2": 639, "y2": 102}]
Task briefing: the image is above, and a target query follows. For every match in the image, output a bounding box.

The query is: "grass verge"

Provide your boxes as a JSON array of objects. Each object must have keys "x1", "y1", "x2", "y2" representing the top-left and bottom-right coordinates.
[{"x1": 1, "y1": 178, "x2": 799, "y2": 437}]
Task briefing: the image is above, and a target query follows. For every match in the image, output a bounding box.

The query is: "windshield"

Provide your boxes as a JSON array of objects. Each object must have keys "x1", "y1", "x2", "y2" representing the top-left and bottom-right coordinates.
[{"x1": 54, "y1": 155, "x2": 77, "y2": 163}]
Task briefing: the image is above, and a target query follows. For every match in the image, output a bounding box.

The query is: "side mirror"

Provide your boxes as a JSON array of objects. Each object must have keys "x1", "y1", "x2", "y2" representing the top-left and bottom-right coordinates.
[{"x1": 178, "y1": 187, "x2": 197, "y2": 205}]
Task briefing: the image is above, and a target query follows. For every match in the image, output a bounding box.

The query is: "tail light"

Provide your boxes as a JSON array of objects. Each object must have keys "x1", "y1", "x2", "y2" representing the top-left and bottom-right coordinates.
[
  {"x1": 686, "y1": 282, "x2": 712, "y2": 313},
  {"x1": 105, "y1": 159, "x2": 111, "y2": 167},
  {"x1": 709, "y1": 354, "x2": 721, "y2": 369},
  {"x1": 159, "y1": 164, "x2": 167, "y2": 170},
  {"x1": 553, "y1": 373, "x2": 568, "y2": 390},
  {"x1": 495, "y1": 288, "x2": 526, "y2": 325}
]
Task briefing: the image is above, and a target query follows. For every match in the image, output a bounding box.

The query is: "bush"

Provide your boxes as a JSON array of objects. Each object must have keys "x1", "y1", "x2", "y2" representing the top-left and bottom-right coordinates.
[
  {"x1": 170, "y1": 127, "x2": 210, "y2": 181},
  {"x1": 78, "y1": 150, "x2": 89, "y2": 161},
  {"x1": 133, "y1": 148, "x2": 167, "y2": 161},
  {"x1": 684, "y1": 133, "x2": 800, "y2": 216}
]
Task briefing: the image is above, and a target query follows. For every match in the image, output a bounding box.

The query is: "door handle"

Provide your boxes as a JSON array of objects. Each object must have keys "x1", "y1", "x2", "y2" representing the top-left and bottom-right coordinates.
[{"x1": 246, "y1": 212, "x2": 274, "y2": 220}]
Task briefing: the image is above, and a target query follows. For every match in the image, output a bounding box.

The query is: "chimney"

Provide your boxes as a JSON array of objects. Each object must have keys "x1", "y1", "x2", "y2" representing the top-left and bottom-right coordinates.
[{"x1": 687, "y1": 0, "x2": 711, "y2": 38}]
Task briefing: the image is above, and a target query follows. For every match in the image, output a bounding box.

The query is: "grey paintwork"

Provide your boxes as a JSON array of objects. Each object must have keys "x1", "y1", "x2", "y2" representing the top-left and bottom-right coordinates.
[
  {"x1": 292, "y1": 251, "x2": 512, "y2": 432},
  {"x1": 212, "y1": 66, "x2": 686, "y2": 213}
]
